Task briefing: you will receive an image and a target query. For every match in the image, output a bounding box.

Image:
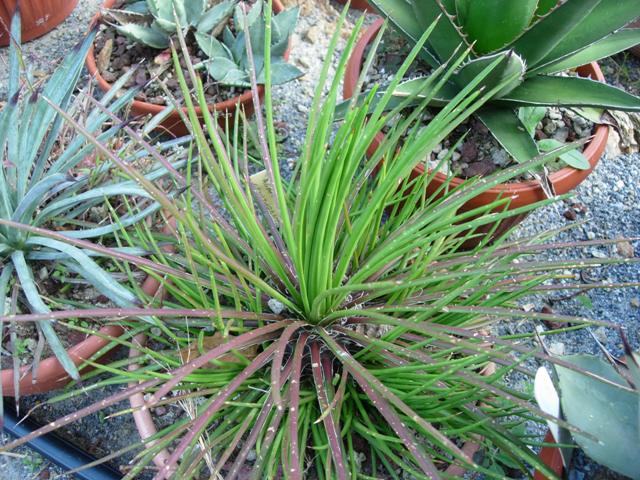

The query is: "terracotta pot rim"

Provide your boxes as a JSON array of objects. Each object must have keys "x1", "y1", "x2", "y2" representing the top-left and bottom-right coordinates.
[
  {"x1": 0, "y1": 0, "x2": 79, "y2": 47},
  {"x1": 343, "y1": 17, "x2": 610, "y2": 201},
  {"x1": 85, "y1": 0, "x2": 286, "y2": 121}
]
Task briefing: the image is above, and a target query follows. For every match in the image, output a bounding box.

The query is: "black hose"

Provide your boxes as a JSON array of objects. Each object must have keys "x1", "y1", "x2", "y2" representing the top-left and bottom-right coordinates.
[{"x1": 2, "y1": 399, "x2": 123, "y2": 480}]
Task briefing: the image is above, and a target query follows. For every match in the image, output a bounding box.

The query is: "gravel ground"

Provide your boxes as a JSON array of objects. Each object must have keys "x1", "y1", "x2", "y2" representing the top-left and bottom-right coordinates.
[{"x1": 1, "y1": 1, "x2": 639, "y2": 478}]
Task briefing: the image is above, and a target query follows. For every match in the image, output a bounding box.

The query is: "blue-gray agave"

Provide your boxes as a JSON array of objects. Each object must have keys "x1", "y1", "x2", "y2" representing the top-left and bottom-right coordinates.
[
  {"x1": 107, "y1": 0, "x2": 302, "y2": 86},
  {"x1": 0, "y1": 13, "x2": 169, "y2": 381}
]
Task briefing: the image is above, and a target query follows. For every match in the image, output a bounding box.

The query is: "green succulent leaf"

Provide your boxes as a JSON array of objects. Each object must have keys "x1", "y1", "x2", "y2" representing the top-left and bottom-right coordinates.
[
  {"x1": 538, "y1": 138, "x2": 589, "y2": 170},
  {"x1": 533, "y1": 29, "x2": 640, "y2": 75},
  {"x1": 477, "y1": 106, "x2": 540, "y2": 163},
  {"x1": 496, "y1": 75, "x2": 640, "y2": 111},
  {"x1": 182, "y1": 0, "x2": 205, "y2": 26},
  {"x1": 534, "y1": 0, "x2": 558, "y2": 17},
  {"x1": 115, "y1": 22, "x2": 170, "y2": 48},
  {"x1": 556, "y1": 355, "x2": 640, "y2": 479},
  {"x1": 518, "y1": 106, "x2": 546, "y2": 137},
  {"x1": 257, "y1": 61, "x2": 303, "y2": 86},
  {"x1": 196, "y1": 0, "x2": 237, "y2": 34},
  {"x1": 195, "y1": 32, "x2": 232, "y2": 60},
  {"x1": 453, "y1": 51, "x2": 526, "y2": 98},
  {"x1": 205, "y1": 57, "x2": 249, "y2": 86},
  {"x1": 454, "y1": 0, "x2": 538, "y2": 55},
  {"x1": 512, "y1": 0, "x2": 601, "y2": 69},
  {"x1": 540, "y1": 0, "x2": 640, "y2": 67}
]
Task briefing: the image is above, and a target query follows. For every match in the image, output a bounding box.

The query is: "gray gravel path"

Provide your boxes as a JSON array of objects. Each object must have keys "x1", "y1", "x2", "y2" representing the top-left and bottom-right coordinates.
[{"x1": 1, "y1": 1, "x2": 638, "y2": 479}]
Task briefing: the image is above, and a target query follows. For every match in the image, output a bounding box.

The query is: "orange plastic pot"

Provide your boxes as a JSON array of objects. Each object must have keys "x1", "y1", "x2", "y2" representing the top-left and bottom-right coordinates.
[
  {"x1": 0, "y1": 0, "x2": 78, "y2": 47},
  {"x1": 0, "y1": 271, "x2": 163, "y2": 396},
  {"x1": 344, "y1": 18, "x2": 610, "y2": 241},
  {"x1": 335, "y1": 0, "x2": 372, "y2": 11},
  {"x1": 534, "y1": 431, "x2": 565, "y2": 480},
  {"x1": 86, "y1": 0, "x2": 288, "y2": 137}
]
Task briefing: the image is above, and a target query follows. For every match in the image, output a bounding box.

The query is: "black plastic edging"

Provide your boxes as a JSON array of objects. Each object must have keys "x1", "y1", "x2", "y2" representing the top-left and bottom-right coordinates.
[{"x1": 2, "y1": 398, "x2": 123, "y2": 480}]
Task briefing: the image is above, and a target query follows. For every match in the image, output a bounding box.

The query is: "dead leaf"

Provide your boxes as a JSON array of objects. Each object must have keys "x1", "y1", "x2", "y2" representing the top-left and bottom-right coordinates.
[{"x1": 97, "y1": 38, "x2": 113, "y2": 74}]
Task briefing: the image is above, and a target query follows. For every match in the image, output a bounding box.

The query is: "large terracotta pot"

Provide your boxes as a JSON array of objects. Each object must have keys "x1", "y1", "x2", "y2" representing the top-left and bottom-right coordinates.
[
  {"x1": 86, "y1": 0, "x2": 288, "y2": 137},
  {"x1": 335, "y1": 0, "x2": 372, "y2": 11},
  {"x1": 344, "y1": 18, "x2": 610, "y2": 243},
  {"x1": 0, "y1": 272, "x2": 162, "y2": 396},
  {"x1": 0, "y1": 0, "x2": 78, "y2": 46}
]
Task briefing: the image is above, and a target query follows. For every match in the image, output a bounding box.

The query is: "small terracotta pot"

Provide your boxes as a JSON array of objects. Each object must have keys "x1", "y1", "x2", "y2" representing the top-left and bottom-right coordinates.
[
  {"x1": 335, "y1": 0, "x2": 372, "y2": 11},
  {"x1": 534, "y1": 431, "x2": 565, "y2": 480},
  {"x1": 86, "y1": 0, "x2": 288, "y2": 137},
  {"x1": 0, "y1": 0, "x2": 78, "y2": 47},
  {"x1": 0, "y1": 272, "x2": 162, "y2": 396},
  {"x1": 629, "y1": 20, "x2": 640, "y2": 57},
  {"x1": 344, "y1": 18, "x2": 610, "y2": 244}
]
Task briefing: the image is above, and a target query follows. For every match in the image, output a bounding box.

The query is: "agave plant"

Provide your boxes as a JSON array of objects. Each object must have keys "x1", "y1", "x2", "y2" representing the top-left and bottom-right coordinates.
[
  {"x1": 361, "y1": 0, "x2": 640, "y2": 164},
  {"x1": 550, "y1": 338, "x2": 640, "y2": 479},
  {"x1": 0, "y1": 5, "x2": 636, "y2": 480},
  {"x1": 0, "y1": 12, "x2": 175, "y2": 383},
  {"x1": 106, "y1": 0, "x2": 302, "y2": 86}
]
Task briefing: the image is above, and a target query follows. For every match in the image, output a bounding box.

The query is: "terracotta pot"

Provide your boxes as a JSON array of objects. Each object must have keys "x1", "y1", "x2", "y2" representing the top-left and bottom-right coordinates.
[
  {"x1": 86, "y1": 0, "x2": 288, "y2": 137},
  {"x1": 629, "y1": 20, "x2": 640, "y2": 57},
  {"x1": 335, "y1": 0, "x2": 372, "y2": 11},
  {"x1": 0, "y1": 0, "x2": 78, "y2": 47},
  {"x1": 534, "y1": 431, "x2": 565, "y2": 480},
  {"x1": 344, "y1": 18, "x2": 610, "y2": 244},
  {"x1": 0, "y1": 271, "x2": 162, "y2": 396}
]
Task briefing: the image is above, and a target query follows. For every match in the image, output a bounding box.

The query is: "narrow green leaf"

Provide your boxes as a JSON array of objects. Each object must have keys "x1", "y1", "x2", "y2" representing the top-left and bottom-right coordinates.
[{"x1": 538, "y1": 138, "x2": 589, "y2": 170}]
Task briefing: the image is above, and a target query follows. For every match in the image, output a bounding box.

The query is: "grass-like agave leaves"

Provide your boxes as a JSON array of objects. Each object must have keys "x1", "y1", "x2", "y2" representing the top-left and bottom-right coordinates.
[
  {"x1": 364, "y1": 0, "x2": 640, "y2": 164},
  {"x1": 1, "y1": 5, "x2": 637, "y2": 480},
  {"x1": 0, "y1": 11, "x2": 177, "y2": 382}
]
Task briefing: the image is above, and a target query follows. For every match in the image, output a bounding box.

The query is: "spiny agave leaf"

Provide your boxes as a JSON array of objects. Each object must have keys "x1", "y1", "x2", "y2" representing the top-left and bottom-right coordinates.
[
  {"x1": 535, "y1": 0, "x2": 559, "y2": 17},
  {"x1": 476, "y1": 106, "x2": 540, "y2": 164},
  {"x1": 512, "y1": 0, "x2": 601, "y2": 69},
  {"x1": 496, "y1": 75, "x2": 640, "y2": 111},
  {"x1": 257, "y1": 61, "x2": 303, "y2": 86},
  {"x1": 115, "y1": 22, "x2": 169, "y2": 48},
  {"x1": 368, "y1": 0, "x2": 441, "y2": 68},
  {"x1": 540, "y1": 0, "x2": 639, "y2": 66},
  {"x1": 271, "y1": 6, "x2": 298, "y2": 57},
  {"x1": 556, "y1": 355, "x2": 640, "y2": 479},
  {"x1": 454, "y1": 0, "x2": 538, "y2": 55},
  {"x1": 533, "y1": 29, "x2": 640, "y2": 75},
  {"x1": 196, "y1": 0, "x2": 236, "y2": 34},
  {"x1": 453, "y1": 51, "x2": 525, "y2": 98},
  {"x1": 102, "y1": 3, "x2": 151, "y2": 25}
]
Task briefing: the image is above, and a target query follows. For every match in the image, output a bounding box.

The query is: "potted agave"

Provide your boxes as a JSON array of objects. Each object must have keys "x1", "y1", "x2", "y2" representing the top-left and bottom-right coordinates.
[
  {"x1": 2, "y1": 8, "x2": 632, "y2": 479},
  {"x1": 0, "y1": 0, "x2": 78, "y2": 46},
  {"x1": 0, "y1": 14, "x2": 176, "y2": 396},
  {"x1": 344, "y1": 0, "x2": 640, "y2": 241},
  {"x1": 86, "y1": 0, "x2": 302, "y2": 136}
]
